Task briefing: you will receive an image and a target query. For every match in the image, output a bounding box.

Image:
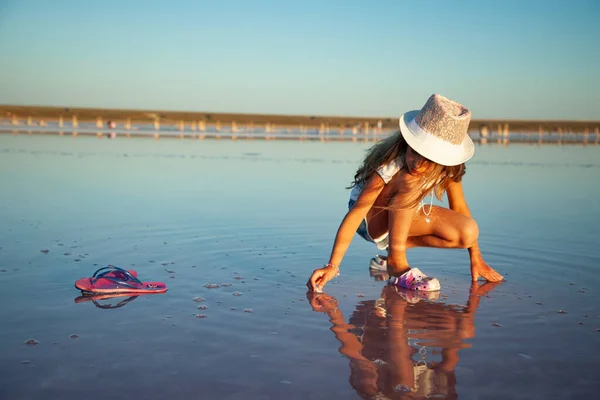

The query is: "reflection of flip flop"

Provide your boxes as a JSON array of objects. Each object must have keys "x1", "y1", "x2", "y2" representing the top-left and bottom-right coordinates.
[
  {"x1": 390, "y1": 285, "x2": 440, "y2": 304},
  {"x1": 74, "y1": 265, "x2": 167, "y2": 295},
  {"x1": 74, "y1": 293, "x2": 140, "y2": 309}
]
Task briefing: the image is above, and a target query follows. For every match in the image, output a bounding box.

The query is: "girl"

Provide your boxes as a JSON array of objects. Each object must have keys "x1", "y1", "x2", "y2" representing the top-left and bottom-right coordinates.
[{"x1": 307, "y1": 94, "x2": 503, "y2": 293}]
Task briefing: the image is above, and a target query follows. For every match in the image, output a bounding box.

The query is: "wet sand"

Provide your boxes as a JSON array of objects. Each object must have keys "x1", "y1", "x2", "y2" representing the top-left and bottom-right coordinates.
[{"x1": 0, "y1": 135, "x2": 598, "y2": 399}]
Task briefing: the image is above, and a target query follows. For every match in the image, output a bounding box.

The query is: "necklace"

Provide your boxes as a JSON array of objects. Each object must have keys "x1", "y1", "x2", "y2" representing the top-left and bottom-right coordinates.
[{"x1": 422, "y1": 192, "x2": 434, "y2": 223}]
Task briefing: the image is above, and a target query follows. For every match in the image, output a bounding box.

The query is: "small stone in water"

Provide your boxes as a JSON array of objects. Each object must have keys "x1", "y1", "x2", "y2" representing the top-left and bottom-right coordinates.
[
  {"x1": 557, "y1": 310, "x2": 567, "y2": 314},
  {"x1": 221, "y1": 283, "x2": 232, "y2": 287},
  {"x1": 40, "y1": 250, "x2": 49, "y2": 254},
  {"x1": 197, "y1": 305, "x2": 208, "y2": 310},
  {"x1": 25, "y1": 339, "x2": 39, "y2": 345},
  {"x1": 69, "y1": 334, "x2": 79, "y2": 339},
  {"x1": 63, "y1": 252, "x2": 71, "y2": 256},
  {"x1": 535, "y1": 302, "x2": 543, "y2": 305},
  {"x1": 204, "y1": 283, "x2": 220, "y2": 289},
  {"x1": 234, "y1": 276, "x2": 244, "y2": 280},
  {"x1": 195, "y1": 314, "x2": 207, "y2": 319},
  {"x1": 232, "y1": 291, "x2": 242, "y2": 296},
  {"x1": 244, "y1": 308, "x2": 253, "y2": 313},
  {"x1": 230, "y1": 307, "x2": 237, "y2": 310},
  {"x1": 193, "y1": 297, "x2": 205, "y2": 302},
  {"x1": 491, "y1": 323, "x2": 502, "y2": 327},
  {"x1": 165, "y1": 269, "x2": 175, "y2": 274}
]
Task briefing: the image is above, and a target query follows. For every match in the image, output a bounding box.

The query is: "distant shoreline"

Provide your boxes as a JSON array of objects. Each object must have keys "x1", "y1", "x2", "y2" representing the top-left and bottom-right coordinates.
[{"x1": 2, "y1": 104, "x2": 599, "y2": 134}]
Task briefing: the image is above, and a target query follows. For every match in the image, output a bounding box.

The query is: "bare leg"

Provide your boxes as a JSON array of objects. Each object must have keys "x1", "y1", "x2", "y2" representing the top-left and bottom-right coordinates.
[
  {"x1": 366, "y1": 205, "x2": 503, "y2": 281},
  {"x1": 368, "y1": 205, "x2": 479, "y2": 249}
]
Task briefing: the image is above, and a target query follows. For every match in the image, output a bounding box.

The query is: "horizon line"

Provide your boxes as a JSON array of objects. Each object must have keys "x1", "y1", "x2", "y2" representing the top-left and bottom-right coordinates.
[{"x1": 1, "y1": 103, "x2": 599, "y2": 125}]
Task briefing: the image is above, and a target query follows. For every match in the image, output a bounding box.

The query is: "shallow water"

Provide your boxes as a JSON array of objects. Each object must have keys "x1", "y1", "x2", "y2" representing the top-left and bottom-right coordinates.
[{"x1": 0, "y1": 134, "x2": 598, "y2": 400}]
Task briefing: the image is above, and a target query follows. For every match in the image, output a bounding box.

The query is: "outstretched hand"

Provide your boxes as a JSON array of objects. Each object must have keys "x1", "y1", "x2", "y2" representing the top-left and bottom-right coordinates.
[{"x1": 306, "y1": 265, "x2": 339, "y2": 292}]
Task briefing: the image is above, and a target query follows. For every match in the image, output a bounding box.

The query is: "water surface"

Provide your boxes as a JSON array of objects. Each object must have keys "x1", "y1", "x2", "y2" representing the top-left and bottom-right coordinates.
[{"x1": 0, "y1": 134, "x2": 598, "y2": 399}]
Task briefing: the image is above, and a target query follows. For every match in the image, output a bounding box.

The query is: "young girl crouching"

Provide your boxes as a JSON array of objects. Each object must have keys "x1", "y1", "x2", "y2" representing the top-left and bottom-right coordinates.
[{"x1": 307, "y1": 94, "x2": 503, "y2": 293}]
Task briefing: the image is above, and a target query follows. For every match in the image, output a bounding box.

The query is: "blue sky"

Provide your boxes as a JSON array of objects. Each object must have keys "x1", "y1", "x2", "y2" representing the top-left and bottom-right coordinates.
[{"x1": 0, "y1": 0, "x2": 598, "y2": 120}]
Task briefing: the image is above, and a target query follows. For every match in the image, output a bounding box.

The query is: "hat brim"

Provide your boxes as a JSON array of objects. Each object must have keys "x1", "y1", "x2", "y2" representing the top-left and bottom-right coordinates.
[{"x1": 399, "y1": 110, "x2": 474, "y2": 166}]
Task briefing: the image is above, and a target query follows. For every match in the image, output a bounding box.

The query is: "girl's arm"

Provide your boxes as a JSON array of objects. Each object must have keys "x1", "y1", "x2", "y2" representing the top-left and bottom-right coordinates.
[
  {"x1": 327, "y1": 174, "x2": 385, "y2": 267},
  {"x1": 307, "y1": 174, "x2": 385, "y2": 292}
]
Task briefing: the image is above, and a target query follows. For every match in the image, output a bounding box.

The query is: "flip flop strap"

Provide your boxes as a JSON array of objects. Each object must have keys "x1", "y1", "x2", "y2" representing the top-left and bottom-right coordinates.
[{"x1": 91, "y1": 265, "x2": 143, "y2": 286}]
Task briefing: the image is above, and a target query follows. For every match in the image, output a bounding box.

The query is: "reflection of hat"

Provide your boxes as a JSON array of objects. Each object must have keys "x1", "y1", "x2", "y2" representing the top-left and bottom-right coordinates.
[{"x1": 399, "y1": 94, "x2": 474, "y2": 166}]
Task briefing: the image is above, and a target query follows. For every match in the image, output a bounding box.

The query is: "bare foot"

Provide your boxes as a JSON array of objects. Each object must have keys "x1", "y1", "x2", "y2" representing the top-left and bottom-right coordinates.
[
  {"x1": 384, "y1": 254, "x2": 411, "y2": 277},
  {"x1": 387, "y1": 266, "x2": 411, "y2": 277},
  {"x1": 471, "y1": 259, "x2": 504, "y2": 282}
]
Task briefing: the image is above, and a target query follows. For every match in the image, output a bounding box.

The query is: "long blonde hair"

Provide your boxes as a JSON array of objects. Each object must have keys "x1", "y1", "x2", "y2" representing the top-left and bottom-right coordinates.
[{"x1": 349, "y1": 130, "x2": 466, "y2": 209}]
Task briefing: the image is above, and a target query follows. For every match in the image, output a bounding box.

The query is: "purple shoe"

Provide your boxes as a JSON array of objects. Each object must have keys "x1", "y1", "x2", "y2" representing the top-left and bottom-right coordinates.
[{"x1": 388, "y1": 268, "x2": 440, "y2": 292}]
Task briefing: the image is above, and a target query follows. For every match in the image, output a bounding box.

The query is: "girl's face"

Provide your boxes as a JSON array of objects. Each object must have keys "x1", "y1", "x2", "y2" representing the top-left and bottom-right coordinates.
[{"x1": 406, "y1": 146, "x2": 427, "y2": 172}]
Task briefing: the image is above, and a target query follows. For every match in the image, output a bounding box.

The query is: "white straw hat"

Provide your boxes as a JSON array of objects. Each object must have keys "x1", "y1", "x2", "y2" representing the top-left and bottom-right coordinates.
[{"x1": 399, "y1": 94, "x2": 474, "y2": 166}]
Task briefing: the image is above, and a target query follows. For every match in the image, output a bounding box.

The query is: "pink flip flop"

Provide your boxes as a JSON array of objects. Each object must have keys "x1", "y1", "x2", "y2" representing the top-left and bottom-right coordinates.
[
  {"x1": 75, "y1": 265, "x2": 167, "y2": 295},
  {"x1": 388, "y1": 268, "x2": 440, "y2": 292}
]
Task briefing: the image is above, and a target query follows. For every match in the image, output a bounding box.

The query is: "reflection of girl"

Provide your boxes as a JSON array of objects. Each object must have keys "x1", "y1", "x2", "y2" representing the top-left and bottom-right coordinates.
[
  {"x1": 307, "y1": 94, "x2": 503, "y2": 293},
  {"x1": 307, "y1": 282, "x2": 499, "y2": 399}
]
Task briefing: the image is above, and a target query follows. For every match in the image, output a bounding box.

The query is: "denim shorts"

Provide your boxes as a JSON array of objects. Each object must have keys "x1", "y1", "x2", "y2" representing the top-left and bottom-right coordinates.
[{"x1": 348, "y1": 199, "x2": 389, "y2": 250}]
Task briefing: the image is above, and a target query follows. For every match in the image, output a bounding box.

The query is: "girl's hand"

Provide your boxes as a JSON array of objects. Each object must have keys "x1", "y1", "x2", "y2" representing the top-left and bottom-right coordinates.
[
  {"x1": 469, "y1": 256, "x2": 504, "y2": 282},
  {"x1": 306, "y1": 264, "x2": 340, "y2": 292}
]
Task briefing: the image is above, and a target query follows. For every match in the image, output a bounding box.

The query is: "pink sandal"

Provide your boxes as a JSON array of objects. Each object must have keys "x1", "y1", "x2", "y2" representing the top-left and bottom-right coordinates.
[{"x1": 388, "y1": 268, "x2": 440, "y2": 292}]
